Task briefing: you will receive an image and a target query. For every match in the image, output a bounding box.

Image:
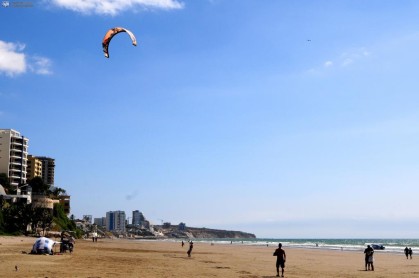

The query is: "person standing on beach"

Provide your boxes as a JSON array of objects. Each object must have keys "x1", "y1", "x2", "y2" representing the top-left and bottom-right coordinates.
[
  {"x1": 405, "y1": 247, "x2": 409, "y2": 259},
  {"x1": 187, "y1": 241, "x2": 193, "y2": 257},
  {"x1": 364, "y1": 245, "x2": 374, "y2": 271},
  {"x1": 408, "y1": 248, "x2": 413, "y2": 259},
  {"x1": 273, "y1": 243, "x2": 286, "y2": 277}
]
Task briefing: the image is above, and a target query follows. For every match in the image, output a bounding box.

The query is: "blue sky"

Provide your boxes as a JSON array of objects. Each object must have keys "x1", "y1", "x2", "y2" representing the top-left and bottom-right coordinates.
[{"x1": 1, "y1": 0, "x2": 419, "y2": 238}]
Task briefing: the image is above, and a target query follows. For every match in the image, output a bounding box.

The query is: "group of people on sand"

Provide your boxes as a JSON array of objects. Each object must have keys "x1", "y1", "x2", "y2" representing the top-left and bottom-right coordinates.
[
  {"x1": 181, "y1": 240, "x2": 287, "y2": 277},
  {"x1": 181, "y1": 240, "x2": 194, "y2": 257},
  {"x1": 404, "y1": 247, "x2": 413, "y2": 259},
  {"x1": 180, "y1": 241, "x2": 416, "y2": 276},
  {"x1": 364, "y1": 245, "x2": 415, "y2": 272},
  {"x1": 182, "y1": 240, "x2": 287, "y2": 276}
]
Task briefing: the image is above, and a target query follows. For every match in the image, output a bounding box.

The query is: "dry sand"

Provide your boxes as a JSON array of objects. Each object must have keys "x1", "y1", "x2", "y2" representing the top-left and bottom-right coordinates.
[{"x1": 1, "y1": 236, "x2": 418, "y2": 277}]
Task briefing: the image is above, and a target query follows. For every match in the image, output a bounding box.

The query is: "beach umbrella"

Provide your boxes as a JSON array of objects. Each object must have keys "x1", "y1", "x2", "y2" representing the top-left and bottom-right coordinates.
[{"x1": 32, "y1": 237, "x2": 55, "y2": 255}]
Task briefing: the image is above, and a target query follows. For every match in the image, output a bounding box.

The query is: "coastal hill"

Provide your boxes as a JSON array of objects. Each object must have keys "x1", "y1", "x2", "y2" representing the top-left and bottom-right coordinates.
[{"x1": 155, "y1": 225, "x2": 256, "y2": 239}]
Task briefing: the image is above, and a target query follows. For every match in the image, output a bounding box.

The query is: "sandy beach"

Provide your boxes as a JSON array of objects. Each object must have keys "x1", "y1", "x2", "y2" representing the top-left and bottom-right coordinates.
[{"x1": 1, "y1": 236, "x2": 418, "y2": 277}]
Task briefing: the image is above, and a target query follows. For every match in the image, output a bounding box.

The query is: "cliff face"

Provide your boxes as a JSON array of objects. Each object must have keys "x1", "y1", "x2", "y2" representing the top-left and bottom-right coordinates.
[
  {"x1": 187, "y1": 227, "x2": 256, "y2": 239},
  {"x1": 159, "y1": 226, "x2": 256, "y2": 239}
]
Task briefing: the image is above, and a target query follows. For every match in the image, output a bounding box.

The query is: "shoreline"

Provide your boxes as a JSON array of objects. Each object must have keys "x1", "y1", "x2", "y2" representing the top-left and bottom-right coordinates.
[{"x1": 144, "y1": 237, "x2": 419, "y2": 255}]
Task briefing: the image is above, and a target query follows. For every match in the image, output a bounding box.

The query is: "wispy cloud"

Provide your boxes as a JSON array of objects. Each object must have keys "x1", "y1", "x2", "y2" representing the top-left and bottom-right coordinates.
[
  {"x1": 29, "y1": 56, "x2": 53, "y2": 75},
  {"x1": 338, "y1": 48, "x2": 370, "y2": 68},
  {"x1": 324, "y1": 61, "x2": 333, "y2": 67},
  {"x1": 49, "y1": 0, "x2": 184, "y2": 15},
  {"x1": 0, "y1": 40, "x2": 53, "y2": 77},
  {"x1": 308, "y1": 47, "x2": 370, "y2": 75}
]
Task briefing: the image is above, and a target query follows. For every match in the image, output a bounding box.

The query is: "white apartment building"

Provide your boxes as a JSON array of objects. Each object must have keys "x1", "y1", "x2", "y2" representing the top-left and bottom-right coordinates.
[{"x1": 0, "y1": 129, "x2": 29, "y2": 189}]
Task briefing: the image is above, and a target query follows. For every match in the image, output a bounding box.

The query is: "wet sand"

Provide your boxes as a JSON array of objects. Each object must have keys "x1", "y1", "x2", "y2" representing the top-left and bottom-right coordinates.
[{"x1": 1, "y1": 236, "x2": 418, "y2": 277}]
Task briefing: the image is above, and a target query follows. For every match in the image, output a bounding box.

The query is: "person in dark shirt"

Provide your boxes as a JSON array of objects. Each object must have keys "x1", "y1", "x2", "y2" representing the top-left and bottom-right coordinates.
[
  {"x1": 273, "y1": 243, "x2": 286, "y2": 277},
  {"x1": 187, "y1": 241, "x2": 193, "y2": 257},
  {"x1": 405, "y1": 247, "x2": 409, "y2": 259},
  {"x1": 364, "y1": 245, "x2": 374, "y2": 271}
]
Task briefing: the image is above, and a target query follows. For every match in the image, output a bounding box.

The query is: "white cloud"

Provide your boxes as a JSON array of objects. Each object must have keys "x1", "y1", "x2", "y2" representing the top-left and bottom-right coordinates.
[
  {"x1": 0, "y1": 40, "x2": 53, "y2": 77},
  {"x1": 324, "y1": 61, "x2": 333, "y2": 67},
  {"x1": 323, "y1": 48, "x2": 370, "y2": 68},
  {"x1": 0, "y1": 41, "x2": 26, "y2": 76},
  {"x1": 339, "y1": 48, "x2": 370, "y2": 67},
  {"x1": 49, "y1": 0, "x2": 184, "y2": 15},
  {"x1": 29, "y1": 56, "x2": 53, "y2": 75},
  {"x1": 308, "y1": 47, "x2": 371, "y2": 75}
]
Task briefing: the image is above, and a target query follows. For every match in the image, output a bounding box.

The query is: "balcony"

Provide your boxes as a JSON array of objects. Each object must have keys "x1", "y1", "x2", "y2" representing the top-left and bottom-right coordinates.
[
  {"x1": 10, "y1": 166, "x2": 23, "y2": 171},
  {"x1": 9, "y1": 172, "x2": 22, "y2": 178},
  {"x1": 10, "y1": 140, "x2": 23, "y2": 147},
  {"x1": 10, "y1": 154, "x2": 22, "y2": 160},
  {"x1": 10, "y1": 178, "x2": 21, "y2": 184}
]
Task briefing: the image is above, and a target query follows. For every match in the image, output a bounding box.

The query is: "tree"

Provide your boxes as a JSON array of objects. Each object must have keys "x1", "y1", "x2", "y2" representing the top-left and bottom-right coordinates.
[
  {"x1": 32, "y1": 208, "x2": 53, "y2": 236},
  {"x1": 0, "y1": 173, "x2": 12, "y2": 194},
  {"x1": 28, "y1": 177, "x2": 49, "y2": 195},
  {"x1": 50, "y1": 187, "x2": 67, "y2": 197},
  {"x1": 53, "y1": 203, "x2": 76, "y2": 231},
  {"x1": 2, "y1": 201, "x2": 33, "y2": 235}
]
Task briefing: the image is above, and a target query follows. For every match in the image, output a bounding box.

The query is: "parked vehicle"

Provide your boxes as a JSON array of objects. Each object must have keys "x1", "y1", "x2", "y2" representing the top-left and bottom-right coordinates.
[
  {"x1": 60, "y1": 230, "x2": 75, "y2": 253},
  {"x1": 371, "y1": 244, "x2": 385, "y2": 250}
]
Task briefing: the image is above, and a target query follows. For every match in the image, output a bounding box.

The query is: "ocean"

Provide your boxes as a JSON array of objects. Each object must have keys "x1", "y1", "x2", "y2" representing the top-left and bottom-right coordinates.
[{"x1": 178, "y1": 238, "x2": 419, "y2": 254}]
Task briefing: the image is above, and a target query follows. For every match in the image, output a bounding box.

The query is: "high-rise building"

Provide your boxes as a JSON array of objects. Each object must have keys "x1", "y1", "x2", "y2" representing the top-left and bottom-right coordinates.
[
  {"x1": 0, "y1": 129, "x2": 29, "y2": 190},
  {"x1": 27, "y1": 155, "x2": 42, "y2": 180},
  {"x1": 132, "y1": 210, "x2": 145, "y2": 226},
  {"x1": 106, "y1": 211, "x2": 126, "y2": 232},
  {"x1": 37, "y1": 156, "x2": 55, "y2": 186},
  {"x1": 94, "y1": 217, "x2": 106, "y2": 227},
  {"x1": 26, "y1": 156, "x2": 55, "y2": 186}
]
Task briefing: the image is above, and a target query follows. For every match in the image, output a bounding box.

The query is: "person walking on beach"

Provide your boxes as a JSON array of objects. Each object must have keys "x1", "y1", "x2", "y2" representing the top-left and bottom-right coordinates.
[
  {"x1": 187, "y1": 241, "x2": 193, "y2": 257},
  {"x1": 181, "y1": 241, "x2": 184, "y2": 247},
  {"x1": 408, "y1": 248, "x2": 413, "y2": 259},
  {"x1": 364, "y1": 245, "x2": 374, "y2": 271},
  {"x1": 273, "y1": 243, "x2": 286, "y2": 277},
  {"x1": 405, "y1": 247, "x2": 409, "y2": 259}
]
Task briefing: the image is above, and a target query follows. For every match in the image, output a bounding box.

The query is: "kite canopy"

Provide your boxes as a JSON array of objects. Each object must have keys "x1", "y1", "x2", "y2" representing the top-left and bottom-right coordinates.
[
  {"x1": 102, "y1": 27, "x2": 137, "y2": 58},
  {"x1": 31, "y1": 237, "x2": 55, "y2": 255}
]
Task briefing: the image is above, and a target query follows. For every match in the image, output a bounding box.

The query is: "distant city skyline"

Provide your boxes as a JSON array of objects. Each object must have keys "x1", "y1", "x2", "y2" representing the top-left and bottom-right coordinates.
[{"x1": 2, "y1": 1, "x2": 419, "y2": 238}]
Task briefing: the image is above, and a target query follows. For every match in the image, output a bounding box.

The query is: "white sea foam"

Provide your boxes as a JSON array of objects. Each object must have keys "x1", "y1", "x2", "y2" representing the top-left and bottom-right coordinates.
[{"x1": 164, "y1": 238, "x2": 419, "y2": 255}]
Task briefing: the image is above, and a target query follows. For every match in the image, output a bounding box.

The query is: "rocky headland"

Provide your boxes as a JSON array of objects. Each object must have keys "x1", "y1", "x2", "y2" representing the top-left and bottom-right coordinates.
[{"x1": 155, "y1": 225, "x2": 256, "y2": 239}]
